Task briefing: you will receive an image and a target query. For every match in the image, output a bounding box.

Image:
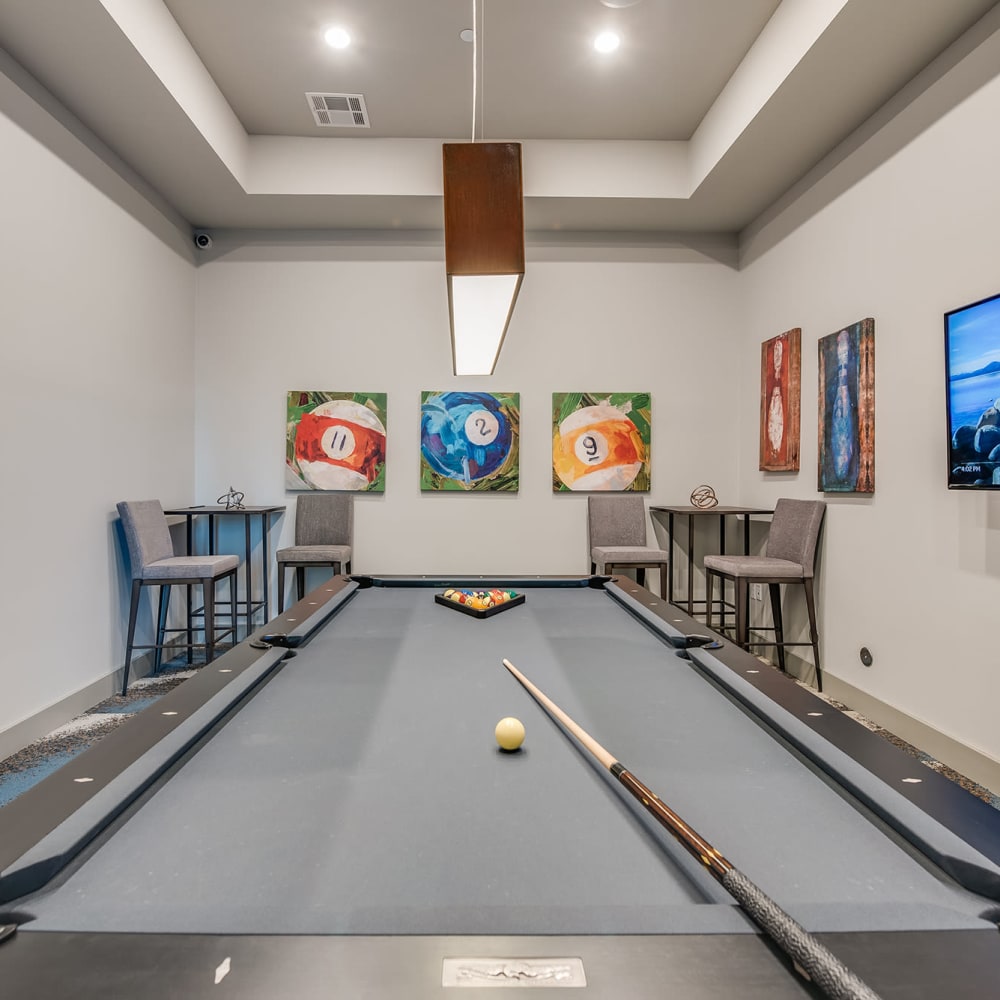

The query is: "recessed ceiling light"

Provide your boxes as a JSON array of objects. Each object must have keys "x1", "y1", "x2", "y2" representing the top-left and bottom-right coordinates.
[
  {"x1": 594, "y1": 31, "x2": 620, "y2": 53},
  {"x1": 323, "y1": 26, "x2": 351, "y2": 49},
  {"x1": 600, "y1": 1, "x2": 642, "y2": 7}
]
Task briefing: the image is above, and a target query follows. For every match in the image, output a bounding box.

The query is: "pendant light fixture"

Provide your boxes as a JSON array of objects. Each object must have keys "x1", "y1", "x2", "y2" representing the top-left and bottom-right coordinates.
[{"x1": 443, "y1": 1, "x2": 524, "y2": 376}]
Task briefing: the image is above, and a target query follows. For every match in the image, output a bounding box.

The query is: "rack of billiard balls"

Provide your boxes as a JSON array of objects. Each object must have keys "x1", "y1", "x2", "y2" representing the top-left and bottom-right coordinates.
[{"x1": 434, "y1": 588, "x2": 526, "y2": 618}]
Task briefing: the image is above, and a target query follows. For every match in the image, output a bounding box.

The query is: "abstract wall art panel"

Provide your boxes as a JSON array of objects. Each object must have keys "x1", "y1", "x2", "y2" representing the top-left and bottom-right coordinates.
[
  {"x1": 420, "y1": 390, "x2": 520, "y2": 491},
  {"x1": 817, "y1": 319, "x2": 875, "y2": 493},
  {"x1": 552, "y1": 392, "x2": 651, "y2": 492},
  {"x1": 286, "y1": 390, "x2": 387, "y2": 492},
  {"x1": 759, "y1": 328, "x2": 801, "y2": 472}
]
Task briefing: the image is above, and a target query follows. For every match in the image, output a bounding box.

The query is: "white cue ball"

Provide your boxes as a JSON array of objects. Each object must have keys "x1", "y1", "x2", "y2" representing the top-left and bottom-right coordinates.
[{"x1": 495, "y1": 717, "x2": 525, "y2": 751}]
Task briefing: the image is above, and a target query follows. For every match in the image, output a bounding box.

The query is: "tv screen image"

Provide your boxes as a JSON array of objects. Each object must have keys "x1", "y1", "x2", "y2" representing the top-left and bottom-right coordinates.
[{"x1": 945, "y1": 291, "x2": 1000, "y2": 488}]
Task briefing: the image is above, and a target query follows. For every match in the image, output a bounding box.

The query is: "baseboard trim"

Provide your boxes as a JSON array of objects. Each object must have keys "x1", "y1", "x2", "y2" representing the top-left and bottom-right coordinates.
[
  {"x1": 822, "y1": 674, "x2": 1000, "y2": 798},
  {"x1": 746, "y1": 640, "x2": 1000, "y2": 796},
  {"x1": 0, "y1": 651, "x2": 158, "y2": 762}
]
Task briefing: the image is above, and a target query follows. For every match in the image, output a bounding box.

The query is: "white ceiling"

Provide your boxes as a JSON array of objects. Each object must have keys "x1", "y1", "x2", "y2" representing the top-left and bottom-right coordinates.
[{"x1": 0, "y1": 0, "x2": 997, "y2": 240}]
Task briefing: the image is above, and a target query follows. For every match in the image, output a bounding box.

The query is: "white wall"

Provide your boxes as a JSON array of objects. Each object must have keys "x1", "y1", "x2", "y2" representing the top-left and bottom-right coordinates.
[
  {"x1": 0, "y1": 80, "x2": 196, "y2": 747},
  {"x1": 5, "y1": 17, "x2": 1000, "y2": 787},
  {"x1": 737, "y1": 60, "x2": 1000, "y2": 766},
  {"x1": 192, "y1": 246, "x2": 741, "y2": 582}
]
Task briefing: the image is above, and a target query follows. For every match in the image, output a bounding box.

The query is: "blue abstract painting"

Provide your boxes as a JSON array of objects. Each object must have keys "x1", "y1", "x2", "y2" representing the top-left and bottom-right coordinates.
[{"x1": 420, "y1": 391, "x2": 519, "y2": 491}]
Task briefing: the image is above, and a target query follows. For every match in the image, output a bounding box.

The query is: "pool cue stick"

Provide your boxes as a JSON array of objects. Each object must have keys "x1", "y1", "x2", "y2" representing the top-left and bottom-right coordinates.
[{"x1": 501, "y1": 658, "x2": 882, "y2": 1000}]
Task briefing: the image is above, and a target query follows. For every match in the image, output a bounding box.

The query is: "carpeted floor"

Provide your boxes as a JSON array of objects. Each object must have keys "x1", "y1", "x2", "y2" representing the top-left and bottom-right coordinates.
[
  {"x1": 1, "y1": 659, "x2": 997, "y2": 811},
  {"x1": 0, "y1": 666, "x2": 197, "y2": 808},
  {"x1": 799, "y1": 685, "x2": 1000, "y2": 810}
]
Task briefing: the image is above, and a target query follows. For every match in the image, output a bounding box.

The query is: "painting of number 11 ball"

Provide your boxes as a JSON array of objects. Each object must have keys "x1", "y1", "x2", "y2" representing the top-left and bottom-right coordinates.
[{"x1": 286, "y1": 391, "x2": 387, "y2": 492}]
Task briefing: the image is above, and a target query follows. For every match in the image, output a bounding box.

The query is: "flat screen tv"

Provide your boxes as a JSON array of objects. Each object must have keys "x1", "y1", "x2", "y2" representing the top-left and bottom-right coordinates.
[{"x1": 945, "y1": 290, "x2": 1000, "y2": 488}]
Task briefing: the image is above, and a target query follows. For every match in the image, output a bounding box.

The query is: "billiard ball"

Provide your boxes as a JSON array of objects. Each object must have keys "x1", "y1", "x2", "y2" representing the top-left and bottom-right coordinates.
[
  {"x1": 495, "y1": 717, "x2": 525, "y2": 751},
  {"x1": 552, "y1": 402, "x2": 645, "y2": 491}
]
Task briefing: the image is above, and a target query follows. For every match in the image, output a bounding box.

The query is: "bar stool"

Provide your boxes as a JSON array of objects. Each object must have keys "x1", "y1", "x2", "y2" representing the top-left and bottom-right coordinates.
[
  {"x1": 276, "y1": 494, "x2": 353, "y2": 611},
  {"x1": 704, "y1": 498, "x2": 826, "y2": 689},
  {"x1": 587, "y1": 495, "x2": 669, "y2": 600},
  {"x1": 117, "y1": 500, "x2": 239, "y2": 695}
]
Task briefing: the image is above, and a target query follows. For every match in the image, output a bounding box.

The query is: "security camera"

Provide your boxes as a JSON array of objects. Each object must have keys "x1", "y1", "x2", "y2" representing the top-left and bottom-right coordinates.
[{"x1": 193, "y1": 231, "x2": 213, "y2": 250}]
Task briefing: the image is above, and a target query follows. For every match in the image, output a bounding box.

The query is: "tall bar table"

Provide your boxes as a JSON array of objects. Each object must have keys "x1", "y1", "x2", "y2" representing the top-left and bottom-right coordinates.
[
  {"x1": 650, "y1": 505, "x2": 772, "y2": 617},
  {"x1": 164, "y1": 505, "x2": 286, "y2": 637}
]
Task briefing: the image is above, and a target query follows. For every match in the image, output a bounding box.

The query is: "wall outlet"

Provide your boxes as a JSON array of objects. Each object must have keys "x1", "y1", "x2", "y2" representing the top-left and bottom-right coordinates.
[{"x1": 751, "y1": 583, "x2": 764, "y2": 602}]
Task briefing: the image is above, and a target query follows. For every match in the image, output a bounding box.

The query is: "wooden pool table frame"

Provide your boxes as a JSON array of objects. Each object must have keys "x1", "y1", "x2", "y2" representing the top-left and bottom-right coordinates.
[{"x1": 1, "y1": 575, "x2": 998, "y2": 999}]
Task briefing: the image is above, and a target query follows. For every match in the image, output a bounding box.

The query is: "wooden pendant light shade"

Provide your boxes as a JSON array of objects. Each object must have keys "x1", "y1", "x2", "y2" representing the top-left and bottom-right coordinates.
[
  {"x1": 443, "y1": 142, "x2": 524, "y2": 276},
  {"x1": 442, "y1": 142, "x2": 525, "y2": 375}
]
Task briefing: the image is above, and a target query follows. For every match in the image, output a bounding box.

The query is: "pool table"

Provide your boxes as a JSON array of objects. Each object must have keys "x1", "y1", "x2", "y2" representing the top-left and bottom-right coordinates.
[{"x1": 1, "y1": 575, "x2": 999, "y2": 999}]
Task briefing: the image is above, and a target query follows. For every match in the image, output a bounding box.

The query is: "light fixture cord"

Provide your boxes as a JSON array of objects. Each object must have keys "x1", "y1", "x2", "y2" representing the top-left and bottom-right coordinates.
[{"x1": 471, "y1": 0, "x2": 478, "y2": 141}]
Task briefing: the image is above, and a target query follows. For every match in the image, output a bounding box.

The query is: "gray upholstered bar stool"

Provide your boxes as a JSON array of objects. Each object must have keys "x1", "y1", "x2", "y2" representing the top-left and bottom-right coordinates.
[
  {"x1": 117, "y1": 500, "x2": 239, "y2": 695},
  {"x1": 588, "y1": 495, "x2": 670, "y2": 600},
  {"x1": 704, "y1": 498, "x2": 826, "y2": 689},
  {"x1": 276, "y1": 493, "x2": 353, "y2": 612}
]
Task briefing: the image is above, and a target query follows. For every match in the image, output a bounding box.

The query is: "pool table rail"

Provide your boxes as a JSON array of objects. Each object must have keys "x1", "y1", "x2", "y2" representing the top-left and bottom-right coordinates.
[
  {"x1": 4, "y1": 574, "x2": 1000, "y2": 907},
  {"x1": 608, "y1": 579, "x2": 1000, "y2": 878},
  {"x1": 0, "y1": 575, "x2": 360, "y2": 904},
  {"x1": 1, "y1": 574, "x2": 1000, "y2": 1000}
]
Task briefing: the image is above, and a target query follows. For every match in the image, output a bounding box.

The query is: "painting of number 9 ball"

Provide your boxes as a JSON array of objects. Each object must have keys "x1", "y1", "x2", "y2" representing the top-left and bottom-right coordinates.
[{"x1": 420, "y1": 391, "x2": 518, "y2": 490}]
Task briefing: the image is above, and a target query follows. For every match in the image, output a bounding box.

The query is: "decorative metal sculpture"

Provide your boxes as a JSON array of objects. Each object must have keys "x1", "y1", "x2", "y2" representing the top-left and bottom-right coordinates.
[
  {"x1": 689, "y1": 484, "x2": 718, "y2": 509},
  {"x1": 218, "y1": 486, "x2": 246, "y2": 510}
]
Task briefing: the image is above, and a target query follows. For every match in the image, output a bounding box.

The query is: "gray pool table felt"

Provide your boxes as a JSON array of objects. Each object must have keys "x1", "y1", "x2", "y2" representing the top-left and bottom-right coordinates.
[{"x1": 19, "y1": 587, "x2": 994, "y2": 936}]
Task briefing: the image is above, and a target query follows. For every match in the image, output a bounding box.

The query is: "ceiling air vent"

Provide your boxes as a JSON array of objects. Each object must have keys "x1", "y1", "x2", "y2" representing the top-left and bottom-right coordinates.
[{"x1": 306, "y1": 93, "x2": 370, "y2": 128}]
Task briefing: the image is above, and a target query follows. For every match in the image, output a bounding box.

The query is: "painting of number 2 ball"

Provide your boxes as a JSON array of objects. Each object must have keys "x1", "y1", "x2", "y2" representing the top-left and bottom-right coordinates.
[
  {"x1": 420, "y1": 391, "x2": 520, "y2": 491},
  {"x1": 286, "y1": 391, "x2": 387, "y2": 492},
  {"x1": 552, "y1": 392, "x2": 651, "y2": 492}
]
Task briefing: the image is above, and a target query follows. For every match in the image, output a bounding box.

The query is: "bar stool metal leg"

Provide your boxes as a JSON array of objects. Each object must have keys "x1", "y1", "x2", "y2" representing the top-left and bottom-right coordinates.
[
  {"x1": 122, "y1": 579, "x2": 143, "y2": 695},
  {"x1": 803, "y1": 578, "x2": 822, "y2": 691},
  {"x1": 230, "y1": 570, "x2": 238, "y2": 645},
  {"x1": 735, "y1": 578, "x2": 749, "y2": 651},
  {"x1": 769, "y1": 583, "x2": 785, "y2": 674},
  {"x1": 204, "y1": 577, "x2": 216, "y2": 663},
  {"x1": 155, "y1": 585, "x2": 170, "y2": 674}
]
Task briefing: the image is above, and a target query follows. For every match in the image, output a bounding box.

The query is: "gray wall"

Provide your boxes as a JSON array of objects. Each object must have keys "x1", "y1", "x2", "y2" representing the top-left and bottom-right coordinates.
[
  {"x1": 0, "y1": 60, "x2": 196, "y2": 751},
  {"x1": 1, "y1": 26, "x2": 998, "y2": 786},
  {"x1": 735, "y1": 32, "x2": 1000, "y2": 775},
  {"x1": 191, "y1": 247, "x2": 741, "y2": 576}
]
